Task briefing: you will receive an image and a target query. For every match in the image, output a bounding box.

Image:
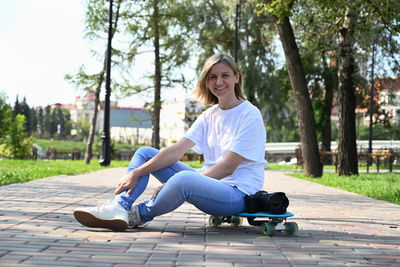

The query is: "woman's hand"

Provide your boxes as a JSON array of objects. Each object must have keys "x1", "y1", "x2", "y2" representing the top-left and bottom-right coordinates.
[
  {"x1": 151, "y1": 184, "x2": 165, "y2": 200},
  {"x1": 114, "y1": 172, "x2": 138, "y2": 195}
]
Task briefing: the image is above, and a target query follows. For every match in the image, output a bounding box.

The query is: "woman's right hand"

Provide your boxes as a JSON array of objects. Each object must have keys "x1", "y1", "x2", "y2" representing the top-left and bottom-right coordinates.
[{"x1": 151, "y1": 184, "x2": 165, "y2": 200}]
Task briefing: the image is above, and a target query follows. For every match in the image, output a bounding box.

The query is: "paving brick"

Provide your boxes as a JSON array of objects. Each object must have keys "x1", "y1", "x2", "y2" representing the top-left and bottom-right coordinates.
[{"x1": 0, "y1": 168, "x2": 399, "y2": 266}]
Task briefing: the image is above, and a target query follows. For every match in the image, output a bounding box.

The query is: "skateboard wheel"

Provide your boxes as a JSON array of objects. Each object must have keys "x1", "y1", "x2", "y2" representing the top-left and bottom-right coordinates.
[
  {"x1": 284, "y1": 222, "x2": 298, "y2": 235},
  {"x1": 260, "y1": 222, "x2": 275, "y2": 236},
  {"x1": 230, "y1": 216, "x2": 242, "y2": 227},
  {"x1": 209, "y1": 216, "x2": 222, "y2": 227}
]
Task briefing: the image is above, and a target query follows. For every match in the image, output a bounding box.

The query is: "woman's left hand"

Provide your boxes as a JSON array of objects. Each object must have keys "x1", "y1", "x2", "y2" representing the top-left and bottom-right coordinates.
[{"x1": 114, "y1": 172, "x2": 138, "y2": 195}]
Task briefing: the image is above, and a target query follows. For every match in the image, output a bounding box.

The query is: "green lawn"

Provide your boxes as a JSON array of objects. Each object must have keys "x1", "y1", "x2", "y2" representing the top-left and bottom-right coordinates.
[
  {"x1": 266, "y1": 162, "x2": 400, "y2": 171},
  {"x1": 0, "y1": 159, "x2": 129, "y2": 186},
  {"x1": 0, "y1": 159, "x2": 204, "y2": 187},
  {"x1": 1, "y1": 159, "x2": 399, "y2": 206},
  {"x1": 35, "y1": 139, "x2": 137, "y2": 153},
  {"x1": 290, "y1": 171, "x2": 400, "y2": 205}
]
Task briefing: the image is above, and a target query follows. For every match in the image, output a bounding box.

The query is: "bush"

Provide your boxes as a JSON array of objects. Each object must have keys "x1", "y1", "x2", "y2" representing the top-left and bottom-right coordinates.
[{"x1": 0, "y1": 114, "x2": 35, "y2": 159}]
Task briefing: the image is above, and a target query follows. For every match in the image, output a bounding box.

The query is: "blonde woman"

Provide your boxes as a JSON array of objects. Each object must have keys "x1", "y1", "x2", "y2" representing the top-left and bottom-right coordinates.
[{"x1": 74, "y1": 52, "x2": 267, "y2": 231}]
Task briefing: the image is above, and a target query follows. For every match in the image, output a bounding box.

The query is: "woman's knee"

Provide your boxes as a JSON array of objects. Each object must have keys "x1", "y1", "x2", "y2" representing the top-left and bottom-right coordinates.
[
  {"x1": 135, "y1": 146, "x2": 158, "y2": 157},
  {"x1": 164, "y1": 171, "x2": 204, "y2": 197},
  {"x1": 130, "y1": 146, "x2": 159, "y2": 162},
  {"x1": 168, "y1": 170, "x2": 196, "y2": 185}
]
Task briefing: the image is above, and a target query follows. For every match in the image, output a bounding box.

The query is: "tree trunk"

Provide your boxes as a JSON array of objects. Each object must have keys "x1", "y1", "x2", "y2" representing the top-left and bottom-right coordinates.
[
  {"x1": 84, "y1": 69, "x2": 104, "y2": 164},
  {"x1": 84, "y1": 0, "x2": 122, "y2": 164},
  {"x1": 321, "y1": 59, "x2": 335, "y2": 164},
  {"x1": 276, "y1": 17, "x2": 322, "y2": 177},
  {"x1": 337, "y1": 3, "x2": 359, "y2": 175},
  {"x1": 152, "y1": 0, "x2": 161, "y2": 149}
]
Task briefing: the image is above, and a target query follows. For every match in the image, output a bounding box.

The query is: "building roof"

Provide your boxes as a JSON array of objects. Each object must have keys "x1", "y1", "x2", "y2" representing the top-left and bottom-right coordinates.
[{"x1": 110, "y1": 108, "x2": 152, "y2": 128}]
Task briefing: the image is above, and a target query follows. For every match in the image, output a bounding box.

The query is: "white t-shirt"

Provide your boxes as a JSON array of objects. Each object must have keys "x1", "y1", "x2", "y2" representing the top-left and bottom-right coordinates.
[{"x1": 184, "y1": 100, "x2": 267, "y2": 195}]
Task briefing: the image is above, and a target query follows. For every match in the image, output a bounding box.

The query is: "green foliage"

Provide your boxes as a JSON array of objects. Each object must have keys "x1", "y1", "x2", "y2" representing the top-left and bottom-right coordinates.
[
  {"x1": 291, "y1": 172, "x2": 400, "y2": 205},
  {"x1": 0, "y1": 159, "x2": 129, "y2": 186},
  {"x1": 64, "y1": 65, "x2": 102, "y2": 94},
  {"x1": 123, "y1": 0, "x2": 194, "y2": 90},
  {"x1": 257, "y1": 0, "x2": 293, "y2": 21},
  {"x1": 0, "y1": 114, "x2": 35, "y2": 159},
  {"x1": 0, "y1": 91, "x2": 12, "y2": 140},
  {"x1": 34, "y1": 105, "x2": 73, "y2": 140},
  {"x1": 75, "y1": 116, "x2": 91, "y2": 141},
  {"x1": 356, "y1": 124, "x2": 400, "y2": 140},
  {"x1": 264, "y1": 67, "x2": 299, "y2": 142}
]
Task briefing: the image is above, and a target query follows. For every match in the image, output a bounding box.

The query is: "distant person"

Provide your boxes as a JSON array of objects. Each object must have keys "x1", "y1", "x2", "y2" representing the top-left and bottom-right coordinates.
[{"x1": 73, "y1": 52, "x2": 267, "y2": 231}]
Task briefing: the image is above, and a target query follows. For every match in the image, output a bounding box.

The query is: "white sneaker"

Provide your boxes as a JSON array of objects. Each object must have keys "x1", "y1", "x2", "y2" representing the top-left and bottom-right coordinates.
[
  {"x1": 73, "y1": 202, "x2": 128, "y2": 231},
  {"x1": 128, "y1": 205, "x2": 147, "y2": 228}
]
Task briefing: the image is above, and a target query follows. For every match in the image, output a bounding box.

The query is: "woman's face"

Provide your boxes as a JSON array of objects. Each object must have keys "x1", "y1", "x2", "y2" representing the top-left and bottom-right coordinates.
[{"x1": 207, "y1": 62, "x2": 239, "y2": 106}]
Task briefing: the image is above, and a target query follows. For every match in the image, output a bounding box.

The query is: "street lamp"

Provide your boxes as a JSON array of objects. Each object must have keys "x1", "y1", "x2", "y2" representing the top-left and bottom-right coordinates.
[
  {"x1": 234, "y1": 1, "x2": 241, "y2": 62},
  {"x1": 368, "y1": 39, "x2": 376, "y2": 155},
  {"x1": 100, "y1": 0, "x2": 113, "y2": 166}
]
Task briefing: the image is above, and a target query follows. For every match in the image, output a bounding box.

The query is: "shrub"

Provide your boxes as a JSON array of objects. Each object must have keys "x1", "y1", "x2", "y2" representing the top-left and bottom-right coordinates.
[{"x1": 0, "y1": 114, "x2": 35, "y2": 159}]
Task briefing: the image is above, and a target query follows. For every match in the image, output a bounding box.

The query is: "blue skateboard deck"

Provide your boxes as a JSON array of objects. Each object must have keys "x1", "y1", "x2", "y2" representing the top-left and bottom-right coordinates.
[
  {"x1": 209, "y1": 211, "x2": 298, "y2": 236},
  {"x1": 237, "y1": 211, "x2": 294, "y2": 218}
]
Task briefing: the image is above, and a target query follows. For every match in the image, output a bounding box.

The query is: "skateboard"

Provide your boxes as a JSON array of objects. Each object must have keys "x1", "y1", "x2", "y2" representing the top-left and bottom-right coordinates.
[{"x1": 208, "y1": 211, "x2": 298, "y2": 236}]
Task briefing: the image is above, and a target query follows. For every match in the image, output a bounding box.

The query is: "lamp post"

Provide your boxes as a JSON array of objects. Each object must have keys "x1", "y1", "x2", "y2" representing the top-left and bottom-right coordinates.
[
  {"x1": 234, "y1": 1, "x2": 241, "y2": 62},
  {"x1": 368, "y1": 39, "x2": 376, "y2": 155},
  {"x1": 100, "y1": 0, "x2": 113, "y2": 166}
]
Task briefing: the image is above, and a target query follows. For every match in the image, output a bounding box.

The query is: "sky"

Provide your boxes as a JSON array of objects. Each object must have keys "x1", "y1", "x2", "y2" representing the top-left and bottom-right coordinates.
[{"x1": 0, "y1": 0, "x2": 167, "y2": 108}]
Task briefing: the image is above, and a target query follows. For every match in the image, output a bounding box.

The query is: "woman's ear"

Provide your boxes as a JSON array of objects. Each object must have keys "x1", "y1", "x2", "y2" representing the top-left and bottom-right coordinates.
[{"x1": 235, "y1": 72, "x2": 240, "y2": 83}]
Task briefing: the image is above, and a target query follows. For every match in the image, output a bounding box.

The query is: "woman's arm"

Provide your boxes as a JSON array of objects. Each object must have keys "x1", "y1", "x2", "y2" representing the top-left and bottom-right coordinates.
[
  {"x1": 200, "y1": 151, "x2": 243, "y2": 179},
  {"x1": 114, "y1": 137, "x2": 194, "y2": 195}
]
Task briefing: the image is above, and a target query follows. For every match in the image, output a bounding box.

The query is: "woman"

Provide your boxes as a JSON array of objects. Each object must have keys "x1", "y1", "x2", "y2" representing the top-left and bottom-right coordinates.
[{"x1": 74, "y1": 52, "x2": 267, "y2": 231}]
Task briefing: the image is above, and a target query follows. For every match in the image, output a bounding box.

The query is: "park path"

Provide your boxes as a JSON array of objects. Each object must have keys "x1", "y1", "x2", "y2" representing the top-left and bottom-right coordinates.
[{"x1": 0, "y1": 168, "x2": 399, "y2": 266}]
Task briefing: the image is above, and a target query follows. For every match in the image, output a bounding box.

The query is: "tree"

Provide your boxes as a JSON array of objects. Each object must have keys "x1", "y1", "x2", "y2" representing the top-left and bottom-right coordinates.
[
  {"x1": 259, "y1": 0, "x2": 323, "y2": 177},
  {"x1": 289, "y1": 1, "x2": 339, "y2": 162},
  {"x1": 29, "y1": 107, "x2": 38, "y2": 134},
  {"x1": 191, "y1": 0, "x2": 297, "y2": 142},
  {"x1": 66, "y1": 0, "x2": 123, "y2": 163},
  {"x1": 12, "y1": 96, "x2": 21, "y2": 118},
  {"x1": 336, "y1": 1, "x2": 358, "y2": 175},
  {"x1": 0, "y1": 114, "x2": 34, "y2": 159},
  {"x1": 124, "y1": 0, "x2": 194, "y2": 149},
  {"x1": 0, "y1": 91, "x2": 12, "y2": 141},
  {"x1": 261, "y1": 0, "x2": 400, "y2": 175},
  {"x1": 43, "y1": 105, "x2": 52, "y2": 139},
  {"x1": 11, "y1": 96, "x2": 36, "y2": 136},
  {"x1": 37, "y1": 107, "x2": 44, "y2": 138}
]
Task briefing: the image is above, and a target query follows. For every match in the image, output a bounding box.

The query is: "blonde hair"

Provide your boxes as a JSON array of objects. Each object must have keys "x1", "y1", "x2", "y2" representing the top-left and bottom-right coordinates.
[{"x1": 194, "y1": 52, "x2": 245, "y2": 105}]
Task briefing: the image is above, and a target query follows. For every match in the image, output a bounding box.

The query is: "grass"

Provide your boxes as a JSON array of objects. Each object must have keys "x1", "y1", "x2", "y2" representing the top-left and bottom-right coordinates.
[
  {"x1": 35, "y1": 139, "x2": 137, "y2": 153},
  {"x1": 35, "y1": 139, "x2": 87, "y2": 152},
  {"x1": 1, "y1": 158, "x2": 399, "y2": 206},
  {"x1": 290, "y1": 171, "x2": 400, "y2": 205},
  {"x1": 0, "y1": 159, "x2": 129, "y2": 186},
  {"x1": 0, "y1": 159, "x2": 203, "y2": 187},
  {"x1": 267, "y1": 162, "x2": 399, "y2": 171}
]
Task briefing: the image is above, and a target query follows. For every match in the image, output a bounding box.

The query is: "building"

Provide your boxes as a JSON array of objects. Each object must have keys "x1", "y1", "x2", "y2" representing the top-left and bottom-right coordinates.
[
  {"x1": 159, "y1": 98, "x2": 203, "y2": 146},
  {"x1": 68, "y1": 91, "x2": 152, "y2": 144},
  {"x1": 377, "y1": 78, "x2": 400, "y2": 124},
  {"x1": 67, "y1": 91, "x2": 204, "y2": 146},
  {"x1": 109, "y1": 107, "x2": 152, "y2": 145},
  {"x1": 356, "y1": 78, "x2": 400, "y2": 125}
]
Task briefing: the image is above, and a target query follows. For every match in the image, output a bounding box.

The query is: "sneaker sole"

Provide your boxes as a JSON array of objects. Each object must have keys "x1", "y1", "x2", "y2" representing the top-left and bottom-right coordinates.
[{"x1": 73, "y1": 210, "x2": 128, "y2": 231}]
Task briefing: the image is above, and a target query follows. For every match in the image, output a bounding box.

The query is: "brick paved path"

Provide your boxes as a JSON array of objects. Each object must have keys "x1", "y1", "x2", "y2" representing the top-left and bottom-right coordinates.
[{"x1": 0, "y1": 168, "x2": 399, "y2": 266}]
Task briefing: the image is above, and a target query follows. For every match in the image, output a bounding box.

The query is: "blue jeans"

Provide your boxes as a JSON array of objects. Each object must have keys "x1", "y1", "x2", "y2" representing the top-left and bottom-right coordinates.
[{"x1": 114, "y1": 146, "x2": 246, "y2": 222}]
